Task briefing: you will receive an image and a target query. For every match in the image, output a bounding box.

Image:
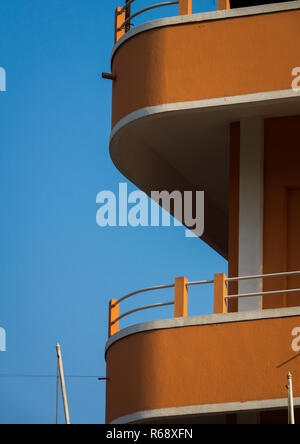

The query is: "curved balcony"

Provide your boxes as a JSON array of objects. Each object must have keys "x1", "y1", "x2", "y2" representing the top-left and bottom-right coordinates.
[
  {"x1": 106, "y1": 310, "x2": 300, "y2": 424},
  {"x1": 106, "y1": 311, "x2": 300, "y2": 423},
  {"x1": 105, "y1": 271, "x2": 300, "y2": 423},
  {"x1": 108, "y1": 1, "x2": 300, "y2": 258}
]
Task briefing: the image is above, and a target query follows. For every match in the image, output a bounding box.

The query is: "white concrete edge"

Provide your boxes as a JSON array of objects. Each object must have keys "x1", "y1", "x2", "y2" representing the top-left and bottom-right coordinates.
[
  {"x1": 111, "y1": 1, "x2": 300, "y2": 64},
  {"x1": 110, "y1": 88, "x2": 300, "y2": 144},
  {"x1": 105, "y1": 306, "x2": 300, "y2": 355},
  {"x1": 109, "y1": 397, "x2": 300, "y2": 424}
]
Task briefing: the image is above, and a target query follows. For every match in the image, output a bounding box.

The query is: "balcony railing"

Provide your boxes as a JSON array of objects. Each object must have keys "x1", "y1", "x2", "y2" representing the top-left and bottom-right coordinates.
[
  {"x1": 108, "y1": 271, "x2": 300, "y2": 337},
  {"x1": 114, "y1": 0, "x2": 193, "y2": 42},
  {"x1": 113, "y1": 0, "x2": 234, "y2": 42}
]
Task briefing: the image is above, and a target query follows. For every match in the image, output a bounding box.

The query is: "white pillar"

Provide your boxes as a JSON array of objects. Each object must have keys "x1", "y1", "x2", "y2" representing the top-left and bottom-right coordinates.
[{"x1": 238, "y1": 117, "x2": 264, "y2": 312}]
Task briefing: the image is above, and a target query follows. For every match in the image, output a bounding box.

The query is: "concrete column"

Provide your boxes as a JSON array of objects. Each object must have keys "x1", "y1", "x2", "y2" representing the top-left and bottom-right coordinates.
[{"x1": 238, "y1": 117, "x2": 264, "y2": 312}]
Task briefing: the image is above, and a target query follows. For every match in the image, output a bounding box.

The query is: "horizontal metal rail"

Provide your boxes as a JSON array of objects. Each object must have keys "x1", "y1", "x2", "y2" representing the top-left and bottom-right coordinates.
[
  {"x1": 187, "y1": 280, "x2": 214, "y2": 287},
  {"x1": 226, "y1": 271, "x2": 300, "y2": 283},
  {"x1": 226, "y1": 288, "x2": 300, "y2": 300},
  {"x1": 112, "y1": 283, "x2": 175, "y2": 307},
  {"x1": 111, "y1": 301, "x2": 175, "y2": 325},
  {"x1": 118, "y1": 1, "x2": 179, "y2": 31}
]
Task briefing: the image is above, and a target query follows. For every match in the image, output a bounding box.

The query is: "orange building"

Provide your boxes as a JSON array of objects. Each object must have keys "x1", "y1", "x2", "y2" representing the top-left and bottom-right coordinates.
[{"x1": 104, "y1": 0, "x2": 300, "y2": 424}]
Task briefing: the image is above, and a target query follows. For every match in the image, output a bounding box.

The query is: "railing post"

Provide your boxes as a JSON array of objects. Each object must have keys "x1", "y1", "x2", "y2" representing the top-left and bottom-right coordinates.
[
  {"x1": 174, "y1": 277, "x2": 188, "y2": 317},
  {"x1": 114, "y1": 7, "x2": 125, "y2": 43},
  {"x1": 217, "y1": 0, "x2": 230, "y2": 10},
  {"x1": 179, "y1": 0, "x2": 192, "y2": 16},
  {"x1": 214, "y1": 273, "x2": 227, "y2": 314},
  {"x1": 125, "y1": 0, "x2": 131, "y2": 33},
  {"x1": 108, "y1": 299, "x2": 119, "y2": 337}
]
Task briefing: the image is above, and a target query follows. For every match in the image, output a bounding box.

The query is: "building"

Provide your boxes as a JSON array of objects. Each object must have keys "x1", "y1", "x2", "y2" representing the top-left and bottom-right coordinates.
[{"x1": 104, "y1": 0, "x2": 300, "y2": 424}]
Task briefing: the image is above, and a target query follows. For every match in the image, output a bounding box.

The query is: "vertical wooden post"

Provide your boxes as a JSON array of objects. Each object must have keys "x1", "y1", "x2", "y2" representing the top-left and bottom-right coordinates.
[
  {"x1": 179, "y1": 0, "x2": 192, "y2": 16},
  {"x1": 217, "y1": 0, "x2": 230, "y2": 10},
  {"x1": 214, "y1": 273, "x2": 227, "y2": 314},
  {"x1": 125, "y1": 0, "x2": 131, "y2": 32},
  {"x1": 114, "y1": 7, "x2": 125, "y2": 43},
  {"x1": 109, "y1": 299, "x2": 119, "y2": 337},
  {"x1": 174, "y1": 277, "x2": 188, "y2": 318}
]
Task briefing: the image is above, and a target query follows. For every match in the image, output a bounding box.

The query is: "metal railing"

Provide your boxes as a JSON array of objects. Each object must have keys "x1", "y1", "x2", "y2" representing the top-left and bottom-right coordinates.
[
  {"x1": 114, "y1": 0, "x2": 193, "y2": 42},
  {"x1": 225, "y1": 271, "x2": 300, "y2": 300},
  {"x1": 110, "y1": 283, "x2": 175, "y2": 326},
  {"x1": 108, "y1": 277, "x2": 213, "y2": 336},
  {"x1": 108, "y1": 271, "x2": 300, "y2": 337},
  {"x1": 112, "y1": 1, "x2": 235, "y2": 43},
  {"x1": 119, "y1": 1, "x2": 180, "y2": 31}
]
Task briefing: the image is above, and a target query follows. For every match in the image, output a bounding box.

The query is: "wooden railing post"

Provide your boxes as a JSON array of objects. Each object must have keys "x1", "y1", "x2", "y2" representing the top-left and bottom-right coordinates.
[
  {"x1": 174, "y1": 277, "x2": 188, "y2": 317},
  {"x1": 217, "y1": 0, "x2": 230, "y2": 10},
  {"x1": 108, "y1": 299, "x2": 119, "y2": 337},
  {"x1": 214, "y1": 273, "x2": 227, "y2": 314},
  {"x1": 114, "y1": 7, "x2": 125, "y2": 43},
  {"x1": 179, "y1": 0, "x2": 192, "y2": 16},
  {"x1": 124, "y1": 0, "x2": 132, "y2": 32}
]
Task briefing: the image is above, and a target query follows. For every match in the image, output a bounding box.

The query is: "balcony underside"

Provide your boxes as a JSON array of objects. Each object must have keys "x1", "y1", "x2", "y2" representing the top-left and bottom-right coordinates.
[{"x1": 110, "y1": 91, "x2": 300, "y2": 258}]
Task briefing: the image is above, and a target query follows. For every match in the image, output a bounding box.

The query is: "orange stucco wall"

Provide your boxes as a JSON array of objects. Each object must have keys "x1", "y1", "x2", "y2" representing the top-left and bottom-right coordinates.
[
  {"x1": 106, "y1": 315, "x2": 300, "y2": 423},
  {"x1": 111, "y1": 9, "x2": 300, "y2": 127}
]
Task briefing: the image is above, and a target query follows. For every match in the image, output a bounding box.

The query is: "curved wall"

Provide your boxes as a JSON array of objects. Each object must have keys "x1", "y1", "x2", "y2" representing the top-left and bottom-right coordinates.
[
  {"x1": 105, "y1": 310, "x2": 300, "y2": 423},
  {"x1": 111, "y1": 6, "x2": 300, "y2": 127}
]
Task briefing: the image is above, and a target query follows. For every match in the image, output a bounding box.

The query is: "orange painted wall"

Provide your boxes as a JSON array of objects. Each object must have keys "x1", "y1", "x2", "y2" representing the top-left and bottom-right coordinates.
[
  {"x1": 263, "y1": 116, "x2": 300, "y2": 309},
  {"x1": 111, "y1": 9, "x2": 300, "y2": 127},
  {"x1": 106, "y1": 315, "x2": 300, "y2": 423}
]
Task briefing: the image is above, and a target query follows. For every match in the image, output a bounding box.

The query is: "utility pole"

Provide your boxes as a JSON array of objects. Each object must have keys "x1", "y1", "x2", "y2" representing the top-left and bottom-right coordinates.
[
  {"x1": 56, "y1": 343, "x2": 71, "y2": 425},
  {"x1": 287, "y1": 372, "x2": 295, "y2": 425}
]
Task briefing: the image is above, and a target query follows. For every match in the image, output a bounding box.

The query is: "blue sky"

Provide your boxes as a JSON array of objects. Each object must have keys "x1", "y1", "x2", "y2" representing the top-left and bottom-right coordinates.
[{"x1": 0, "y1": 0, "x2": 226, "y2": 424}]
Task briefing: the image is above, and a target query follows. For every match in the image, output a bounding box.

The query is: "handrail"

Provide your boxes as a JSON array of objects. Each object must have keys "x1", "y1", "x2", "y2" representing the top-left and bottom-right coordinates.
[
  {"x1": 226, "y1": 288, "x2": 300, "y2": 300},
  {"x1": 113, "y1": 279, "x2": 214, "y2": 308},
  {"x1": 108, "y1": 270, "x2": 300, "y2": 337},
  {"x1": 114, "y1": 0, "x2": 192, "y2": 42},
  {"x1": 111, "y1": 301, "x2": 175, "y2": 325},
  {"x1": 112, "y1": 283, "x2": 175, "y2": 307},
  {"x1": 226, "y1": 270, "x2": 300, "y2": 301},
  {"x1": 118, "y1": 1, "x2": 179, "y2": 31},
  {"x1": 226, "y1": 270, "x2": 300, "y2": 282},
  {"x1": 187, "y1": 280, "x2": 214, "y2": 286},
  {"x1": 108, "y1": 278, "x2": 214, "y2": 336}
]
